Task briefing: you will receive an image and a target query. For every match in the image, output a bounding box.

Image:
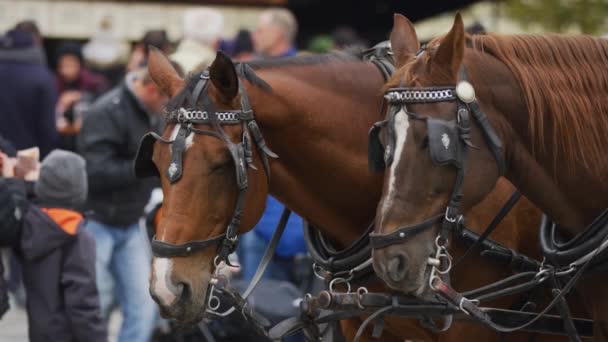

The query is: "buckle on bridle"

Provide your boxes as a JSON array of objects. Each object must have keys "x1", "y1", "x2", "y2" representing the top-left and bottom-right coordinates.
[{"x1": 444, "y1": 207, "x2": 459, "y2": 223}]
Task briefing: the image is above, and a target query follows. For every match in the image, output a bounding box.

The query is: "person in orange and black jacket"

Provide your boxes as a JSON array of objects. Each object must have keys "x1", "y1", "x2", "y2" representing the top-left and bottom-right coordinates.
[{"x1": 0, "y1": 149, "x2": 107, "y2": 341}]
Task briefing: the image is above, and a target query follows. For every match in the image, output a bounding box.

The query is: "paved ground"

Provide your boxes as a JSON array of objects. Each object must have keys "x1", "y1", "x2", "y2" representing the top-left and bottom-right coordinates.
[{"x1": 0, "y1": 298, "x2": 122, "y2": 342}]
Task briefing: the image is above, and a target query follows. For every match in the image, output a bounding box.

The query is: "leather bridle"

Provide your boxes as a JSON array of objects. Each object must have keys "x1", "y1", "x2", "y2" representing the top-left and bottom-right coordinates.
[
  {"x1": 363, "y1": 63, "x2": 597, "y2": 341},
  {"x1": 135, "y1": 66, "x2": 277, "y2": 265},
  {"x1": 368, "y1": 67, "x2": 505, "y2": 286}
]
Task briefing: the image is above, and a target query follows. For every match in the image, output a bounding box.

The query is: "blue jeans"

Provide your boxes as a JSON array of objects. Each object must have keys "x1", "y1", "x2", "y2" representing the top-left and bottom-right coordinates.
[{"x1": 86, "y1": 219, "x2": 157, "y2": 342}]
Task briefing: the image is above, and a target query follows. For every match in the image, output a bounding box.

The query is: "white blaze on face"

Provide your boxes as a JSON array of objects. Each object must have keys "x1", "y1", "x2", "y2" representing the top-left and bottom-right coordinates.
[
  {"x1": 169, "y1": 124, "x2": 195, "y2": 153},
  {"x1": 381, "y1": 109, "x2": 409, "y2": 217},
  {"x1": 152, "y1": 257, "x2": 179, "y2": 307}
]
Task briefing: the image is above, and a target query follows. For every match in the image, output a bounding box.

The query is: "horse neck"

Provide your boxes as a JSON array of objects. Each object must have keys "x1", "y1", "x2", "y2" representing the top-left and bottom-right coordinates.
[
  {"x1": 247, "y1": 61, "x2": 385, "y2": 245},
  {"x1": 468, "y1": 51, "x2": 588, "y2": 232}
]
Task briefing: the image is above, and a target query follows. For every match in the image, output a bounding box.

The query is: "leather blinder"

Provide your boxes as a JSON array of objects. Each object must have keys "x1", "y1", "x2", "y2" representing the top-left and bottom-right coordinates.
[
  {"x1": 134, "y1": 133, "x2": 160, "y2": 178},
  {"x1": 427, "y1": 118, "x2": 462, "y2": 169}
]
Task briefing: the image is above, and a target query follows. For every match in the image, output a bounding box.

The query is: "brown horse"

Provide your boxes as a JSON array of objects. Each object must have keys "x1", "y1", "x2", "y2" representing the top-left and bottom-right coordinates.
[
  {"x1": 143, "y1": 47, "x2": 559, "y2": 341},
  {"x1": 371, "y1": 13, "x2": 605, "y2": 340}
]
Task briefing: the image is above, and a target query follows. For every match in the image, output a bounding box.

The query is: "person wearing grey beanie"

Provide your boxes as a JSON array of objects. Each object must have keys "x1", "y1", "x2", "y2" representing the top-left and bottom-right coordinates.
[
  {"x1": 13, "y1": 148, "x2": 107, "y2": 341},
  {"x1": 34, "y1": 149, "x2": 87, "y2": 209}
]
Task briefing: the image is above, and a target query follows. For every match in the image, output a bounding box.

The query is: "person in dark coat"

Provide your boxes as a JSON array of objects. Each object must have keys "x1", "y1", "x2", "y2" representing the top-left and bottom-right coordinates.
[
  {"x1": 0, "y1": 29, "x2": 58, "y2": 158},
  {"x1": 23, "y1": 149, "x2": 106, "y2": 341},
  {"x1": 0, "y1": 148, "x2": 106, "y2": 341},
  {"x1": 77, "y1": 66, "x2": 164, "y2": 342}
]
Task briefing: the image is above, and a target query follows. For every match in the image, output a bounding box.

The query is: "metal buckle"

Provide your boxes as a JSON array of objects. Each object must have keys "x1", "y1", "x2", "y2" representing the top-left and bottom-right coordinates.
[
  {"x1": 329, "y1": 276, "x2": 352, "y2": 293},
  {"x1": 356, "y1": 287, "x2": 368, "y2": 309},
  {"x1": 205, "y1": 284, "x2": 236, "y2": 317},
  {"x1": 313, "y1": 263, "x2": 330, "y2": 281},
  {"x1": 444, "y1": 207, "x2": 458, "y2": 223}
]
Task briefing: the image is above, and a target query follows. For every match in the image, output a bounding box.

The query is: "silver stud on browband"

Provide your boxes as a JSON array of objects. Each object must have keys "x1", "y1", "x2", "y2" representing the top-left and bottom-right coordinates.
[{"x1": 455, "y1": 81, "x2": 475, "y2": 103}]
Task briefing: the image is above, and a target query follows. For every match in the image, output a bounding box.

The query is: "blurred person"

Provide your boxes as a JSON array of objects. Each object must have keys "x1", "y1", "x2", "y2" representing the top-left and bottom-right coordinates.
[
  {"x1": 0, "y1": 252, "x2": 6, "y2": 320},
  {"x1": 77, "y1": 66, "x2": 165, "y2": 342},
  {"x1": 0, "y1": 145, "x2": 107, "y2": 341},
  {"x1": 331, "y1": 26, "x2": 367, "y2": 51},
  {"x1": 83, "y1": 17, "x2": 130, "y2": 87},
  {"x1": 466, "y1": 21, "x2": 487, "y2": 35},
  {"x1": 0, "y1": 136, "x2": 20, "y2": 321},
  {"x1": 126, "y1": 29, "x2": 172, "y2": 73},
  {"x1": 14, "y1": 20, "x2": 43, "y2": 48},
  {"x1": 171, "y1": 7, "x2": 224, "y2": 73},
  {"x1": 0, "y1": 29, "x2": 58, "y2": 158},
  {"x1": 232, "y1": 29, "x2": 255, "y2": 61},
  {"x1": 252, "y1": 8, "x2": 298, "y2": 58},
  {"x1": 0, "y1": 137, "x2": 27, "y2": 309},
  {"x1": 21, "y1": 151, "x2": 106, "y2": 341},
  {"x1": 55, "y1": 42, "x2": 108, "y2": 150}
]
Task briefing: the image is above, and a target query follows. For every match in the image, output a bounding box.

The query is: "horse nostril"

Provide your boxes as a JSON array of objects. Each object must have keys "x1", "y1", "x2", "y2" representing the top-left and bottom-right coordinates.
[
  {"x1": 177, "y1": 282, "x2": 190, "y2": 303},
  {"x1": 387, "y1": 252, "x2": 408, "y2": 283}
]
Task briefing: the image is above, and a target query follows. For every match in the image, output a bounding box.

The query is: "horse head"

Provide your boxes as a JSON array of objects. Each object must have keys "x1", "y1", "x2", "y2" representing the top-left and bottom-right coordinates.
[
  {"x1": 140, "y1": 48, "x2": 270, "y2": 323},
  {"x1": 371, "y1": 14, "x2": 503, "y2": 297}
]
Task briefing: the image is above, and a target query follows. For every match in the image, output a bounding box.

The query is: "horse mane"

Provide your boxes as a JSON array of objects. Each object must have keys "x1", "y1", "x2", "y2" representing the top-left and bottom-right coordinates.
[
  {"x1": 469, "y1": 33, "x2": 608, "y2": 178},
  {"x1": 245, "y1": 51, "x2": 361, "y2": 70},
  {"x1": 167, "y1": 51, "x2": 363, "y2": 112}
]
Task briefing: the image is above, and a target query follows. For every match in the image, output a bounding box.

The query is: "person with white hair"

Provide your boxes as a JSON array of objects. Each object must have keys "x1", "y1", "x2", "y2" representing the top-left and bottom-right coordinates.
[
  {"x1": 171, "y1": 7, "x2": 224, "y2": 73},
  {"x1": 252, "y1": 8, "x2": 298, "y2": 58}
]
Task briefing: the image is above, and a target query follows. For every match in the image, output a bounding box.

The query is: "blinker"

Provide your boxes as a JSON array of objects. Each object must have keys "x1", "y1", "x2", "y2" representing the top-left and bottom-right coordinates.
[
  {"x1": 427, "y1": 118, "x2": 462, "y2": 169},
  {"x1": 368, "y1": 120, "x2": 388, "y2": 172},
  {"x1": 134, "y1": 133, "x2": 160, "y2": 178}
]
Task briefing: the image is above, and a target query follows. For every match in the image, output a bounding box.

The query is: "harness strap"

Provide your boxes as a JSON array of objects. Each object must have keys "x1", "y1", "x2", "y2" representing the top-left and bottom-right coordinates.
[
  {"x1": 453, "y1": 191, "x2": 522, "y2": 267},
  {"x1": 305, "y1": 221, "x2": 375, "y2": 282},
  {"x1": 151, "y1": 234, "x2": 224, "y2": 258},
  {"x1": 242, "y1": 208, "x2": 291, "y2": 299},
  {"x1": 549, "y1": 275, "x2": 581, "y2": 342},
  {"x1": 369, "y1": 215, "x2": 443, "y2": 249},
  {"x1": 468, "y1": 100, "x2": 505, "y2": 175}
]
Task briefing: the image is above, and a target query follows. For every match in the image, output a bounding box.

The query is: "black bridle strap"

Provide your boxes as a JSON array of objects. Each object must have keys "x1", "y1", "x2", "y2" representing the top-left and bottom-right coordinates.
[
  {"x1": 369, "y1": 215, "x2": 443, "y2": 249},
  {"x1": 468, "y1": 100, "x2": 505, "y2": 176},
  {"x1": 453, "y1": 191, "x2": 522, "y2": 267},
  {"x1": 151, "y1": 234, "x2": 225, "y2": 258},
  {"x1": 458, "y1": 66, "x2": 504, "y2": 176},
  {"x1": 242, "y1": 208, "x2": 291, "y2": 299}
]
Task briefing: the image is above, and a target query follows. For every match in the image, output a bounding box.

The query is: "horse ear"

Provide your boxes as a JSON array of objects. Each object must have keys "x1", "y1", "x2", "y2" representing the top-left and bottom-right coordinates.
[
  {"x1": 148, "y1": 46, "x2": 184, "y2": 97},
  {"x1": 209, "y1": 51, "x2": 239, "y2": 102},
  {"x1": 432, "y1": 13, "x2": 465, "y2": 79},
  {"x1": 390, "y1": 13, "x2": 420, "y2": 66}
]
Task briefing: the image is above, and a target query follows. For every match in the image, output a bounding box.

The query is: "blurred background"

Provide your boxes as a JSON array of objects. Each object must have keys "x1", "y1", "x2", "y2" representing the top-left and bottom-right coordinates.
[{"x1": 0, "y1": 0, "x2": 607, "y2": 63}]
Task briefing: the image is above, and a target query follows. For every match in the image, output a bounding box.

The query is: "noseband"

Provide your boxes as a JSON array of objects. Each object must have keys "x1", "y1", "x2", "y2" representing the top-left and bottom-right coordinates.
[
  {"x1": 368, "y1": 67, "x2": 505, "y2": 286},
  {"x1": 134, "y1": 66, "x2": 277, "y2": 264}
]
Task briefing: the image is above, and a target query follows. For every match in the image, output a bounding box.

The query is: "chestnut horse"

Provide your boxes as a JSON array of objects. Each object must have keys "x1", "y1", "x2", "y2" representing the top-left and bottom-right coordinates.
[
  {"x1": 371, "y1": 13, "x2": 604, "y2": 341},
  {"x1": 143, "y1": 47, "x2": 557, "y2": 341}
]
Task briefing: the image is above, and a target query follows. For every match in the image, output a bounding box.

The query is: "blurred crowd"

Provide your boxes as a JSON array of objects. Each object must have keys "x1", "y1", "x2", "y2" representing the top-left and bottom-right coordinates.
[{"x1": 0, "y1": 6, "x2": 369, "y2": 342}]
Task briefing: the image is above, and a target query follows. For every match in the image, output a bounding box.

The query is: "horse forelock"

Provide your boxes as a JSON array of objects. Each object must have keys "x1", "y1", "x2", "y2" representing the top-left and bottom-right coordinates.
[{"x1": 470, "y1": 33, "x2": 608, "y2": 179}]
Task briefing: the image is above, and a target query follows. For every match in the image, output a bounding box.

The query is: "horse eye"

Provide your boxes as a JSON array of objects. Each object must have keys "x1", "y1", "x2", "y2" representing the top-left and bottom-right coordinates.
[{"x1": 421, "y1": 135, "x2": 429, "y2": 149}]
